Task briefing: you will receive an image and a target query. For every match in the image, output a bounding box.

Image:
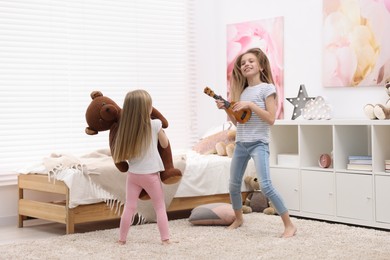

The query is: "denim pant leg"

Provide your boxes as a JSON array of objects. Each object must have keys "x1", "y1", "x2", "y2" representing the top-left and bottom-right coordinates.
[
  {"x1": 229, "y1": 142, "x2": 250, "y2": 210},
  {"x1": 249, "y1": 141, "x2": 288, "y2": 215}
]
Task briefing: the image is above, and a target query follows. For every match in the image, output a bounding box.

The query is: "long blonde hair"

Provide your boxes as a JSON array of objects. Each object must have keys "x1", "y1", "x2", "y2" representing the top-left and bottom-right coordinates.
[
  {"x1": 112, "y1": 89, "x2": 152, "y2": 163},
  {"x1": 230, "y1": 48, "x2": 274, "y2": 102}
]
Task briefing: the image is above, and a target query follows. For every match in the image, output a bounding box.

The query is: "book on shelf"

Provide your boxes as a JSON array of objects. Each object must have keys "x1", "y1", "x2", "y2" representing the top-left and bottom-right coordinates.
[
  {"x1": 348, "y1": 155, "x2": 372, "y2": 160},
  {"x1": 385, "y1": 160, "x2": 390, "y2": 172},
  {"x1": 347, "y1": 163, "x2": 372, "y2": 171},
  {"x1": 348, "y1": 155, "x2": 372, "y2": 168},
  {"x1": 349, "y1": 159, "x2": 372, "y2": 164}
]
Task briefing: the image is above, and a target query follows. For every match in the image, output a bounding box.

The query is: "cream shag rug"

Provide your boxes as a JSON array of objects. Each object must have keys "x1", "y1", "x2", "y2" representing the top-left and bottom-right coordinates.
[{"x1": 1, "y1": 213, "x2": 390, "y2": 260}]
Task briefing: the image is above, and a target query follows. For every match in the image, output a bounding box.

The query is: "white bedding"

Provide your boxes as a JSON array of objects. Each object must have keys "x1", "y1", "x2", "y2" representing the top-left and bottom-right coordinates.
[
  {"x1": 18, "y1": 150, "x2": 119, "y2": 208},
  {"x1": 175, "y1": 150, "x2": 257, "y2": 197},
  {"x1": 18, "y1": 149, "x2": 257, "y2": 209}
]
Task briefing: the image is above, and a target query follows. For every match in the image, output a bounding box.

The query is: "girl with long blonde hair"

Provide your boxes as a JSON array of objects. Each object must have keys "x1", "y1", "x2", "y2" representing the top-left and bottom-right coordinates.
[
  {"x1": 216, "y1": 48, "x2": 296, "y2": 238},
  {"x1": 113, "y1": 89, "x2": 173, "y2": 245}
]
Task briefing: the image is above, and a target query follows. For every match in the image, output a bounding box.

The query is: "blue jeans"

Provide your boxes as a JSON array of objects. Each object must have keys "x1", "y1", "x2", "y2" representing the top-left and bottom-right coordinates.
[{"x1": 229, "y1": 141, "x2": 288, "y2": 215}]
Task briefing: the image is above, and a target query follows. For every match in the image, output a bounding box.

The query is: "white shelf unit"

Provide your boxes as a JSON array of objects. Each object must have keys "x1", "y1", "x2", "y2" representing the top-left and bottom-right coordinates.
[{"x1": 269, "y1": 120, "x2": 390, "y2": 230}]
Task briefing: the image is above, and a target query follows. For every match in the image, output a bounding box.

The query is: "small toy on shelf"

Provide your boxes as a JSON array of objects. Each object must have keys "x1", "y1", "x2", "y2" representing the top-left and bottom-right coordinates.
[{"x1": 364, "y1": 80, "x2": 390, "y2": 120}]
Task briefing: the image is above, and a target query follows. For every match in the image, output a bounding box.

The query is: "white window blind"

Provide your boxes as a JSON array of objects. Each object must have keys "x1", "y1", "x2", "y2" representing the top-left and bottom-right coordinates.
[{"x1": 0, "y1": 0, "x2": 197, "y2": 181}]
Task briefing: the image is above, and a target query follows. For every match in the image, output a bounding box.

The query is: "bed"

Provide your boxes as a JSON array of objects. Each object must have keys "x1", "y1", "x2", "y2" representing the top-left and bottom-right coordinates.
[{"x1": 18, "y1": 149, "x2": 256, "y2": 234}]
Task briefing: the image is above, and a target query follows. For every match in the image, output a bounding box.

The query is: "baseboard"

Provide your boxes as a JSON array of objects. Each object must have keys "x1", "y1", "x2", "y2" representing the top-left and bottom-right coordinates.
[{"x1": 0, "y1": 215, "x2": 17, "y2": 227}]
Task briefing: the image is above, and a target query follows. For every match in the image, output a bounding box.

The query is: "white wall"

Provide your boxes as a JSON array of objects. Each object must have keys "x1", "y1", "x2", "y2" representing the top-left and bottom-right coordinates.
[
  {"x1": 0, "y1": 185, "x2": 18, "y2": 226},
  {"x1": 194, "y1": 0, "x2": 386, "y2": 136}
]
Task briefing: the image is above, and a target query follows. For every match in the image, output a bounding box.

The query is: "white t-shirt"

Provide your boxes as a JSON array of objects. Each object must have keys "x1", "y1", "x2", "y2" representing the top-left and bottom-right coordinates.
[
  {"x1": 127, "y1": 119, "x2": 165, "y2": 174},
  {"x1": 235, "y1": 83, "x2": 276, "y2": 143}
]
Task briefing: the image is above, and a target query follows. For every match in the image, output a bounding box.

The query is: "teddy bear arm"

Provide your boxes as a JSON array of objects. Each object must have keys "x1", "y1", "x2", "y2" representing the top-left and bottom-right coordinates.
[
  {"x1": 158, "y1": 141, "x2": 182, "y2": 184},
  {"x1": 151, "y1": 107, "x2": 168, "y2": 128},
  {"x1": 245, "y1": 192, "x2": 253, "y2": 206},
  {"x1": 85, "y1": 127, "x2": 98, "y2": 135}
]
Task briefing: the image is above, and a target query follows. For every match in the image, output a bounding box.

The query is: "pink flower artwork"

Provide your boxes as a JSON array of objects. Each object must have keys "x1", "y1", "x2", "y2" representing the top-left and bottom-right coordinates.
[
  {"x1": 227, "y1": 17, "x2": 284, "y2": 119},
  {"x1": 323, "y1": 0, "x2": 390, "y2": 87}
]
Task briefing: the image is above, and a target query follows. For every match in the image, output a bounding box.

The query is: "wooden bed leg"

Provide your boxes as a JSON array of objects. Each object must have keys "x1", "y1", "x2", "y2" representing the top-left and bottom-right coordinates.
[
  {"x1": 18, "y1": 176, "x2": 24, "y2": 228},
  {"x1": 65, "y1": 189, "x2": 75, "y2": 234},
  {"x1": 66, "y1": 208, "x2": 75, "y2": 234},
  {"x1": 66, "y1": 222, "x2": 75, "y2": 234}
]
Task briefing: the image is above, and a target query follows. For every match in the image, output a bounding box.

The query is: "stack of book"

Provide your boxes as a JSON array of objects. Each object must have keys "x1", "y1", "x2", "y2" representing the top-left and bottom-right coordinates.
[
  {"x1": 385, "y1": 160, "x2": 390, "y2": 173},
  {"x1": 347, "y1": 155, "x2": 372, "y2": 171}
]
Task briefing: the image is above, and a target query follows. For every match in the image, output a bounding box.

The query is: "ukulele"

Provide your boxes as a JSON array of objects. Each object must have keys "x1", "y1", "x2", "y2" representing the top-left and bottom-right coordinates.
[{"x1": 204, "y1": 86, "x2": 251, "y2": 124}]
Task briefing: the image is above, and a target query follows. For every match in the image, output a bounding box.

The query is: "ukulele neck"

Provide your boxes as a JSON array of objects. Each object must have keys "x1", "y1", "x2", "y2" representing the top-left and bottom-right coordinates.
[{"x1": 213, "y1": 94, "x2": 231, "y2": 109}]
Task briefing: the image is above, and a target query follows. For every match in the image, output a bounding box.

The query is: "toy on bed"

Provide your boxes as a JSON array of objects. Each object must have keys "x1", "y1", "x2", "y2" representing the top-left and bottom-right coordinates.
[
  {"x1": 85, "y1": 91, "x2": 182, "y2": 199},
  {"x1": 192, "y1": 123, "x2": 236, "y2": 157},
  {"x1": 364, "y1": 80, "x2": 390, "y2": 120}
]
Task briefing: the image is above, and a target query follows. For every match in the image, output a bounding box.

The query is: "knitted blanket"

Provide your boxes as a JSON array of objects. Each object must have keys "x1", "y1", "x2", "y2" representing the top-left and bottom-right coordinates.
[{"x1": 40, "y1": 149, "x2": 185, "y2": 222}]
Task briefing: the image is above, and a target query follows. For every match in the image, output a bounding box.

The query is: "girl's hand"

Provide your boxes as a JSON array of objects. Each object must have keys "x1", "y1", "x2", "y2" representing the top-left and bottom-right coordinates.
[
  {"x1": 215, "y1": 100, "x2": 225, "y2": 109},
  {"x1": 232, "y1": 101, "x2": 252, "y2": 112}
]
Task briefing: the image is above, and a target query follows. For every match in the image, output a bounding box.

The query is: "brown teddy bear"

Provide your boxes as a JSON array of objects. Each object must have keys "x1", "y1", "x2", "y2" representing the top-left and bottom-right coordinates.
[
  {"x1": 85, "y1": 91, "x2": 182, "y2": 199},
  {"x1": 364, "y1": 80, "x2": 390, "y2": 120},
  {"x1": 242, "y1": 176, "x2": 276, "y2": 215}
]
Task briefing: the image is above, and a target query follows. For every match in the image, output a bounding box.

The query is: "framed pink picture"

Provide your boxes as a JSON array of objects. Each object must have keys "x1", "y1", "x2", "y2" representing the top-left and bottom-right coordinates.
[
  {"x1": 227, "y1": 17, "x2": 284, "y2": 119},
  {"x1": 323, "y1": 0, "x2": 390, "y2": 87}
]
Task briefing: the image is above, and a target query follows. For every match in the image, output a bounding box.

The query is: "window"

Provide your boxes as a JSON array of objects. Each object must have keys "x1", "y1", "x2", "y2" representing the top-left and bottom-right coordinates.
[{"x1": 0, "y1": 0, "x2": 197, "y2": 183}]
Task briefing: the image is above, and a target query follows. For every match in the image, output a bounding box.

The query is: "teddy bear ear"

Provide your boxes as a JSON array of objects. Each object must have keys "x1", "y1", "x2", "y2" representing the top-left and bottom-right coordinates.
[
  {"x1": 90, "y1": 91, "x2": 103, "y2": 100},
  {"x1": 85, "y1": 127, "x2": 98, "y2": 135}
]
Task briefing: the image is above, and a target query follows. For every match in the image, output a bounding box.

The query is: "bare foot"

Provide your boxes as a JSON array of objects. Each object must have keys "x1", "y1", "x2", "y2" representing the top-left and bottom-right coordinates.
[
  {"x1": 227, "y1": 219, "x2": 243, "y2": 229},
  {"x1": 162, "y1": 239, "x2": 179, "y2": 245},
  {"x1": 117, "y1": 240, "x2": 126, "y2": 245},
  {"x1": 281, "y1": 225, "x2": 297, "y2": 238}
]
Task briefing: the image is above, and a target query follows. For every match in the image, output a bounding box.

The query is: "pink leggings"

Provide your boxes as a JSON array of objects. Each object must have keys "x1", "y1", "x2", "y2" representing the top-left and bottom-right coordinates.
[{"x1": 118, "y1": 172, "x2": 169, "y2": 242}]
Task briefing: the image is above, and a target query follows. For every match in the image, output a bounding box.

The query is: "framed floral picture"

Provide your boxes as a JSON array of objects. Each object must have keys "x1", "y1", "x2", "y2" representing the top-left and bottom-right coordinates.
[
  {"x1": 323, "y1": 0, "x2": 390, "y2": 87},
  {"x1": 227, "y1": 17, "x2": 284, "y2": 119}
]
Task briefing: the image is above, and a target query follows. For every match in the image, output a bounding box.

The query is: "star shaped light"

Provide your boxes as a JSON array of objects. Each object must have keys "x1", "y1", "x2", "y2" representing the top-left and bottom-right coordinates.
[{"x1": 286, "y1": 84, "x2": 315, "y2": 120}]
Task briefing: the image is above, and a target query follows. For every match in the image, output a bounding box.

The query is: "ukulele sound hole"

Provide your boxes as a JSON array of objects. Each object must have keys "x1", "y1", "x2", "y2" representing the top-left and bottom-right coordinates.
[{"x1": 241, "y1": 112, "x2": 247, "y2": 120}]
